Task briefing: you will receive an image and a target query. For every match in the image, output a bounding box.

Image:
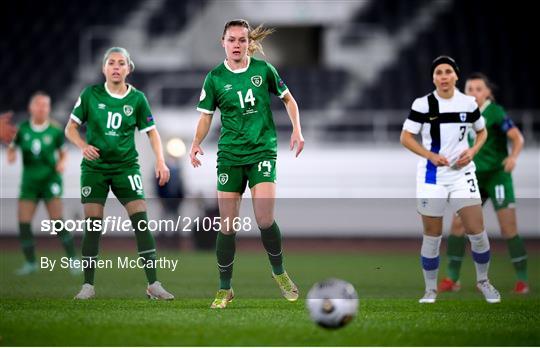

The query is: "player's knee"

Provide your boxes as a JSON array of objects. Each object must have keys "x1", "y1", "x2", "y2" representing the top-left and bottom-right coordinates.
[
  {"x1": 125, "y1": 199, "x2": 147, "y2": 215},
  {"x1": 255, "y1": 215, "x2": 274, "y2": 230}
]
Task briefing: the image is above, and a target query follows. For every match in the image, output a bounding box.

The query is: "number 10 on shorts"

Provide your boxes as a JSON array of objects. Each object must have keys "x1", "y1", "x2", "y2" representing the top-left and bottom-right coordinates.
[{"x1": 128, "y1": 174, "x2": 143, "y2": 192}]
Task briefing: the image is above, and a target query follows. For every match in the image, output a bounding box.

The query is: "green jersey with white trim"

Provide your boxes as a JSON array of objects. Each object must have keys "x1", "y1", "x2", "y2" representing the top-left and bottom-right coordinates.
[
  {"x1": 70, "y1": 84, "x2": 155, "y2": 172},
  {"x1": 472, "y1": 101, "x2": 514, "y2": 172},
  {"x1": 197, "y1": 57, "x2": 289, "y2": 166},
  {"x1": 13, "y1": 120, "x2": 64, "y2": 183}
]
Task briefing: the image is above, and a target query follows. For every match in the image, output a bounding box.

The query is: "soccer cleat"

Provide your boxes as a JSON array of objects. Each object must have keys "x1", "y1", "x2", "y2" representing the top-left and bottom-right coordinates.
[
  {"x1": 15, "y1": 262, "x2": 37, "y2": 275},
  {"x1": 514, "y1": 281, "x2": 529, "y2": 294},
  {"x1": 477, "y1": 280, "x2": 501, "y2": 303},
  {"x1": 74, "y1": 284, "x2": 95, "y2": 300},
  {"x1": 419, "y1": 289, "x2": 437, "y2": 303},
  {"x1": 210, "y1": 288, "x2": 234, "y2": 309},
  {"x1": 438, "y1": 277, "x2": 461, "y2": 292},
  {"x1": 272, "y1": 271, "x2": 299, "y2": 301},
  {"x1": 146, "y1": 281, "x2": 174, "y2": 300}
]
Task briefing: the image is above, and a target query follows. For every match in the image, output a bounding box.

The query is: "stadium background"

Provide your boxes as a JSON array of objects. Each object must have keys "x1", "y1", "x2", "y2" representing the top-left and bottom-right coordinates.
[{"x1": 0, "y1": 1, "x2": 539, "y2": 346}]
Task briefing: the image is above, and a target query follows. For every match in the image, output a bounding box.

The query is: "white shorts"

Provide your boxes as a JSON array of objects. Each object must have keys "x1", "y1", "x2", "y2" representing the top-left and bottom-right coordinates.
[{"x1": 416, "y1": 171, "x2": 482, "y2": 217}]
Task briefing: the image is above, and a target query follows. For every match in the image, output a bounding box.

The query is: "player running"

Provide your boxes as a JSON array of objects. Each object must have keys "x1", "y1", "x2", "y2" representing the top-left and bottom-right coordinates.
[
  {"x1": 190, "y1": 19, "x2": 304, "y2": 308},
  {"x1": 439, "y1": 73, "x2": 528, "y2": 294},
  {"x1": 400, "y1": 56, "x2": 501, "y2": 304},
  {"x1": 65, "y1": 47, "x2": 174, "y2": 300},
  {"x1": 7, "y1": 92, "x2": 79, "y2": 275}
]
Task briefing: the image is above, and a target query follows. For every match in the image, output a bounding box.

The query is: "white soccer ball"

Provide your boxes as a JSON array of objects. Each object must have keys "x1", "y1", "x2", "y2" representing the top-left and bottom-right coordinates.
[{"x1": 306, "y1": 278, "x2": 359, "y2": 329}]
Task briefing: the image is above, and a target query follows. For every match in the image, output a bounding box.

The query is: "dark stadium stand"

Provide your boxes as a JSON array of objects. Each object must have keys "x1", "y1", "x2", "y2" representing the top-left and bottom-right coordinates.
[
  {"x1": 147, "y1": 0, "x2": 207, "y2": 36},
  {"x1": 348, "y1": 0, "x2": 538, "y2": 110},
  {"x1": 1, "y1": 0, "x2": 536, "y2": 122},
  {"x1": 0, "y1": 0, "x2": 141, "y2": 113}
]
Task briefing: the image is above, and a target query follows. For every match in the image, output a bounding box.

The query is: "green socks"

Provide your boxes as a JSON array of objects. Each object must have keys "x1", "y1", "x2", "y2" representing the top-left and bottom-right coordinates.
[
  {"x1": 216, "y1": 232, "x2": 236, "y2": 289},
  {"x1": 507, "y1": 235, "x2": 528, "y2": 281},
  {"x1": 81, "y1": 217, "x2": 102, "y2": 285},
  {"x1": 130, "y1": 212, "x2": 158, "y2": 284},
  {"x1": 260, "y1": 221, "x2": 284, "y2": 276},
  {"x1": 19, "y1": 223, "x2": 35, "y2": 264},
  {"x1": 54, "y1": 220, "x2": 77, "y2": 259},
  {"x1": 446, "y1": 234, "x2": 466, "y2": 282}
]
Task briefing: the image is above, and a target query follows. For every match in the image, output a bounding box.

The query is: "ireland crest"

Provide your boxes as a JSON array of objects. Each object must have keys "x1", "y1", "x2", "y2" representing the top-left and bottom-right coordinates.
[
  {"x1": 251, "y1": 75, "x2": 262, "y2": 87},
  {"x1": 123, "y1": 105, "x2": 134, "y2": 116},
  {"x1": 81, "y1": 186, "x2": 92, "y2": 197},
  {"x1": 218, "y1": 174, "x2": 229, "y2": 185}
]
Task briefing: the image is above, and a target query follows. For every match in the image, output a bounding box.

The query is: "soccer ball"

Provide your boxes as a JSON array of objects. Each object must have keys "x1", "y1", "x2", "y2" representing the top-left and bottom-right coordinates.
[{"x1": 306, "y1": 278, "x2": 359, "y2": 329}]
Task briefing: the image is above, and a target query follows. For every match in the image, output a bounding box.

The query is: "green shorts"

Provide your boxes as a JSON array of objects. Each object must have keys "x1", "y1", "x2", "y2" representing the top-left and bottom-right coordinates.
[
  {"x1": 217, "y1": 160, "x2": 276, "y2": 193},
  {"x1": 20, "y1": 175, "x2": 62, "y2": 202},
  {"x1": 477, "y1": 170, "x2": 516, "y2": 210},
  {"x1": 81, "y1": 168, "x2": 145, "y2": 205}
]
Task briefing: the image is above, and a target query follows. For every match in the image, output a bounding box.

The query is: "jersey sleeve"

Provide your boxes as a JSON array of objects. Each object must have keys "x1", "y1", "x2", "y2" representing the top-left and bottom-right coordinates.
[
  {"x1": 495, "y1": 106, "x2": 516, "y2": 133},
  {"x1": 402, "y1": 98, "x2": 427, "y2": 134},
  {"x1": 70, "y1": 88, "x2": 88, "y2": 125},
  {"x1": 136, "y1": 93, "x2": 156, "y2": 133},
  {"x1": 471, "y1": 108, "x2": 485, "y2": 131},
  {"x1": 196, "y1": 73, "x2": 217, "y2": 115},
  {"x1": 266, "y1": 62, "x2": 289, "y2": 99}
]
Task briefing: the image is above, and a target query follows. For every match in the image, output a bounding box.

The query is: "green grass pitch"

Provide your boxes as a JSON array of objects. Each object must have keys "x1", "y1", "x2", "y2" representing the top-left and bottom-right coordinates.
[{"x1": 1, "y1": 249, "x2": 538, "y2": 346}]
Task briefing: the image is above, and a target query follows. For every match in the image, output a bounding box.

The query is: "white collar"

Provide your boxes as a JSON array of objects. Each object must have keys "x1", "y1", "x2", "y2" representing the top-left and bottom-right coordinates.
[
  {"x1": 104, "y1": 83, "x2": 132, "y2": 99},
  {"x1": 434, "y1": 88, "x2": 458, "y2": 101},
  {"x1": 480, "y1": 99, "x2": 491, "y2": 113},
  {"x1": 30, "y1": 120, "x2": 49, "y2": 132},
  {"x1": 224, "y1": 56, "x2": 251, "y2": 73}
]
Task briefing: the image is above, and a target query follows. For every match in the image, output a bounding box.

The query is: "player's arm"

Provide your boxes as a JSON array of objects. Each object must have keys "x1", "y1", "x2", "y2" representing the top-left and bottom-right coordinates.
[
  {"x1": 282, "y1": 92, "x2": 304, "y2": 157},
  {"x1": 190, "y1": 113, "x2": 212, "y2": 167},
  {"x1": 55, "y1": 148, "x2": 67, "y2": 173},
  {"x1": 146, "y1": 128, "x2": 170, "y2": 186},
  {"x1": 64, "y1": 119, "x2": 100, "y2": 160},
  {"x1": 400, "y1": 130, "x2": 449, "y2": 166},
  {"x1": 503, "y1": 125, "x2": 524, "y2": 172},
  {"x1": 455, "y1": 127, "x2": 487, "y2": 168},
  {"x1": 7, "y1": 142, "x2": 16, "y2": 163}
]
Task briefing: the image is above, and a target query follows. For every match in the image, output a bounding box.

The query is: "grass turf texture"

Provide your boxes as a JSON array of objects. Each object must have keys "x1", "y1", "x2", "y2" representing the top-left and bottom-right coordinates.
[{"x1": 1, "y1": 250, "x2": 538, "y2": 346}]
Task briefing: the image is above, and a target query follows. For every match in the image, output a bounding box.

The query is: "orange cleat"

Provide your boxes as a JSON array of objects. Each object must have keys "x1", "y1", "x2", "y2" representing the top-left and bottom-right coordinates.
[{"x1": 438, "y1": 277, "x2": 461, "y2": 292}]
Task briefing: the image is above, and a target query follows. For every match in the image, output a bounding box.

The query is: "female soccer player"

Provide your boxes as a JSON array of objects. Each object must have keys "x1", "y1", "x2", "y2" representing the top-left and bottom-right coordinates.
[
  {"x1": 190, "y1": 19, "x2": 304, "y2": 308},
  {"x1": 7, "y1": 92, "x2": 78, "y2": 275},
  {"x1": 400, "y1": 56, "x2": 500, "y2": 303},
  {"x1": 439, "y1": 73, "x2": 528, "y2": 294},
  {"x1": 65, "y1": 47, "x2": 174, "y2": 300}
]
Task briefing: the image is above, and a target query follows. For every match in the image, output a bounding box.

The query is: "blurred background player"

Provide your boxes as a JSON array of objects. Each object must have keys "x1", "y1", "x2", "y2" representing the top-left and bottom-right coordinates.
[
  {"x1": 439, "y1": 73, "x2": 528, "y2": 294},
  {"x1": 7, "y1": 91, "x2": 79, "y2": 275},
  {"x1": 400, "y1": 56, "x2": 500, "y2": 304},
  {"x1": 0, "y1": 111, "x2": 17, "y2": 144},
  {"x1": 190, "y1": 19, "x2": 304, "y2": 309},
  {"x1": 65, "y1": 47, "x2": 174, "y2": 300}
]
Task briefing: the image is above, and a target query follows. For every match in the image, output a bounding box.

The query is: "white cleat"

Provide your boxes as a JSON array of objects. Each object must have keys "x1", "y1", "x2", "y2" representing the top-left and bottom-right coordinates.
[
  {"x1": 15, "y1": 262, "x2": 37, "y2": 276},
  {"x1": 477, "y1": 280, "x2": 501, "y2": 303},
  {"x1": 419, "y1": 289, "x2": 437, "y2": 303},
  {"x1": 146, "y1": 281, "x2": 174, "y2": 300},
  {"x1": 74, "y1": 283, "x2": 95, "y2": 300}
]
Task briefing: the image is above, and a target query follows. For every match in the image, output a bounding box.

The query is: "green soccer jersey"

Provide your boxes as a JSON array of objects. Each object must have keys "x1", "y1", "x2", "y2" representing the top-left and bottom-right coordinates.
[
  {"x1": 473, "y1": 100, "x2": 514, "y2": 172},
  {"x1": 70, "y1": 83, "x2": 155, "y2": 172},
  {"x1": 197, "y1": 57, "x2": 289, "y2": 166},
  {"x1": 13, "y1": 120, "x2": 64, "y2": 183}
]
